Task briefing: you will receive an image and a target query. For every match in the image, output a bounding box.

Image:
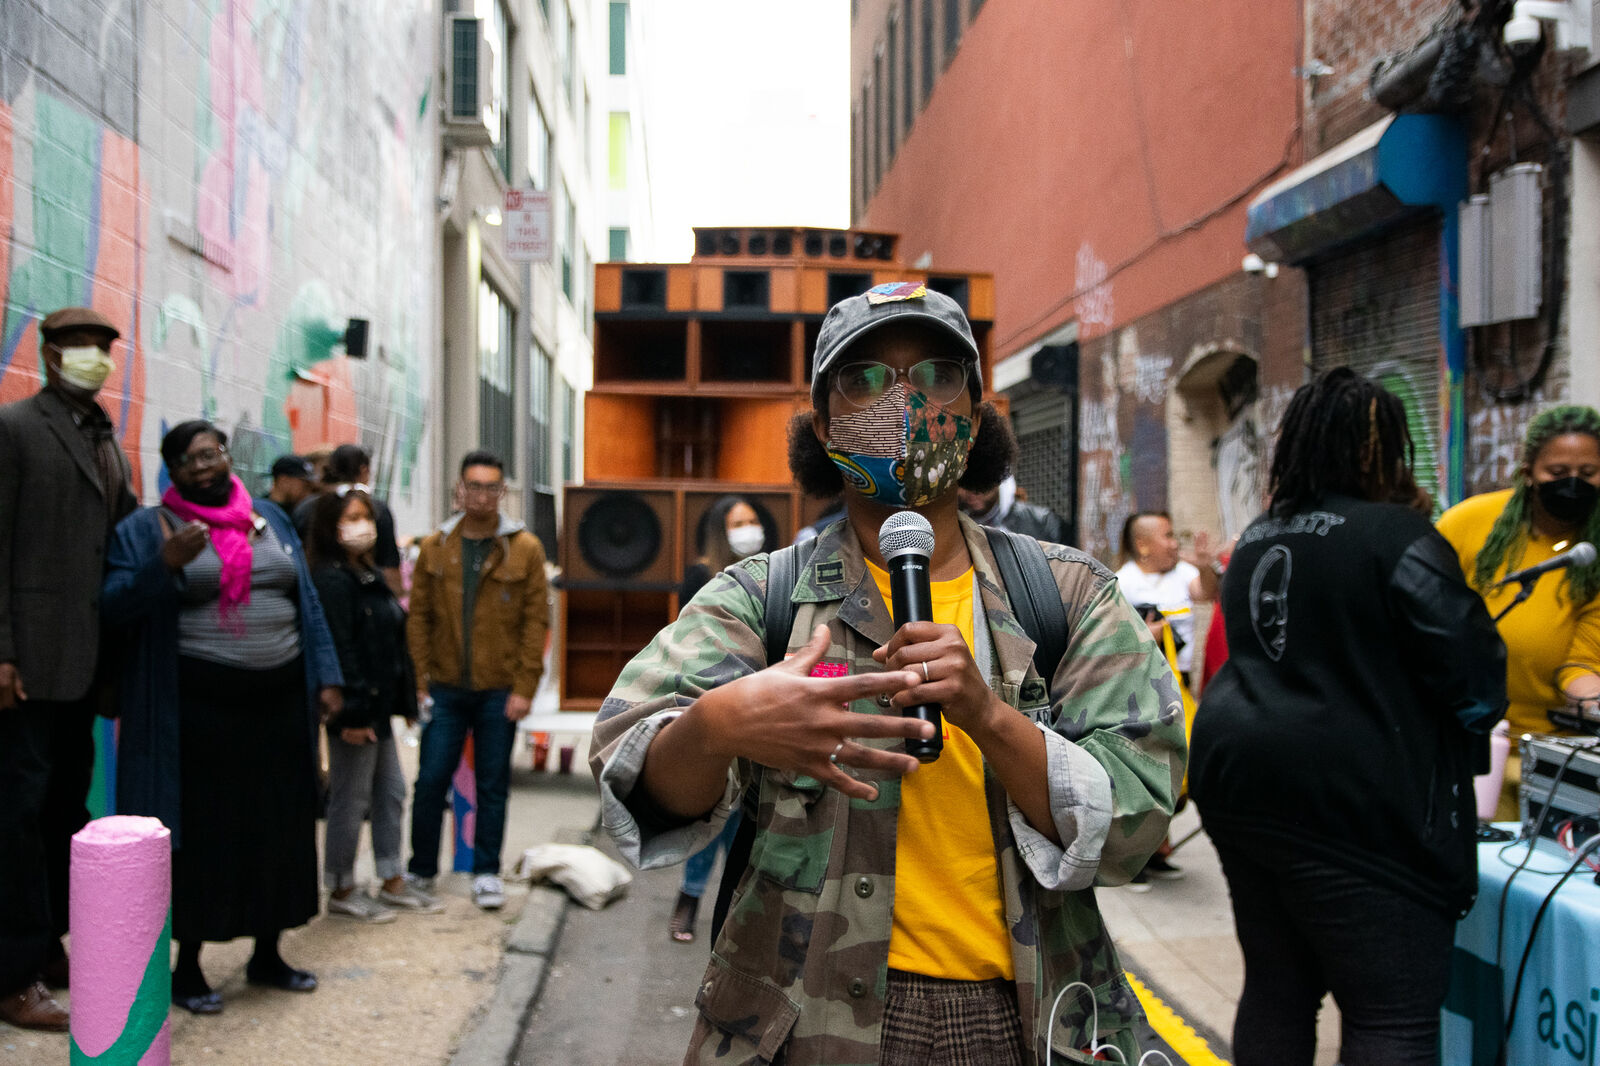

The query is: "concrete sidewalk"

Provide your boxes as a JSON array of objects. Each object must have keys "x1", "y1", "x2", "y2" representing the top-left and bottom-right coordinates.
[
  {"x1": 0, "y1": 729, "x2": 602, "y2": 1066},
  {"x1": 4, "y1": 741, "x2": 1351, "y2": 1066}
]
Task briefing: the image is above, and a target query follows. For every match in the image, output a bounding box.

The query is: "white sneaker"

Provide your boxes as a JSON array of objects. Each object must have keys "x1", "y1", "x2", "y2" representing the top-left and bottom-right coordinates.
[
  {"x1": 472, "y1": 874, "x2": 506, "y2": 910},
  {"x1": 379, "y1": 881, "x2": 445, "y2": 914},
  {"x1": 328, "y1": 892, "x2": 397, "y2": 923}
]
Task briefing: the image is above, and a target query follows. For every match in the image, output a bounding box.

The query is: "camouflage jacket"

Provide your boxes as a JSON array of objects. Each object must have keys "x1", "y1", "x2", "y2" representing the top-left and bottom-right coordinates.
[{"x1": 590, "y1": 514, "x2": 1184, "y2": 1065}]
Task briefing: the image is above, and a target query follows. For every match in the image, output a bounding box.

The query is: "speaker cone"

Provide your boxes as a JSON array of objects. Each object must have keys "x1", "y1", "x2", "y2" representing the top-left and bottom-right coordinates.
[{"x1": 577, "y1": 493, "x2": 664, "y2": 578}]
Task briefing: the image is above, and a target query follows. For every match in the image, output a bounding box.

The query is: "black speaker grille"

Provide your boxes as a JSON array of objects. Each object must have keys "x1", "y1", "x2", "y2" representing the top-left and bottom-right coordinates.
[
  {"x1": 621, "y1": 269, "x2": 667, "y2": 307},
  {"x1": 577, "y1": 493, "x2": 663, "y2": 578},
  {"x1": 723, "y1": 270, "x2": 770, "y2": 310}
]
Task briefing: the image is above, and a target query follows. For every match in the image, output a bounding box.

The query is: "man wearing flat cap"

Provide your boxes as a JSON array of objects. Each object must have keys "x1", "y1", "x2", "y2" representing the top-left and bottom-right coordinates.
[{"x1": 0, "y1": 307, "x2": 137, "y2": 1030}]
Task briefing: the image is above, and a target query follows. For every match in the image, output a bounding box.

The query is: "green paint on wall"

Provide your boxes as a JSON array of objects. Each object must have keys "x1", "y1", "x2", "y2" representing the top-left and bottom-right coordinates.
[
  {"x1": 262, "y1": 281, "x2": 338, "y2": 444},
  {"x1": 1, "y1": 94, "x2": 101, "y2": 360}
]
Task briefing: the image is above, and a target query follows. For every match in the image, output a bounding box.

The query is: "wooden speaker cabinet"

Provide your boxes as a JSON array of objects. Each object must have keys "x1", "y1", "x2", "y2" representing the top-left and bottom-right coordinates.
[{"x1": 558, "y1": 482, "x2": 798, "y2": 708}]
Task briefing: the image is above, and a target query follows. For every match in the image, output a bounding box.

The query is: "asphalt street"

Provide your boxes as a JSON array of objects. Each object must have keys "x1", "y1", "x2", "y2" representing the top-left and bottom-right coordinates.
[{"x1": 514, "y1": 832, "x2": 1181, "y2": 1065}]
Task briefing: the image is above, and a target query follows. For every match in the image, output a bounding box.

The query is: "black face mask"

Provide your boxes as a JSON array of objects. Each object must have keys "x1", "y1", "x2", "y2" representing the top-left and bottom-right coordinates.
[
  {"x1": 1536, "y1": 476, "x2": 1600, "y2": 525},
  {"x1": 180, "y1": 475, "x2": 233, "y2": 508}
]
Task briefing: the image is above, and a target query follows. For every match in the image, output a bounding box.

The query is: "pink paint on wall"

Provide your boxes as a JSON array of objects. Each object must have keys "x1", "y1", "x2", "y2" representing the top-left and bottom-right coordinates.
[
  {"x1": 285, "y1": 356, "x2": 361, "y2": 453},
  {"x1": 69, "y1": 816, "x2": 171, "y2": 1057}
]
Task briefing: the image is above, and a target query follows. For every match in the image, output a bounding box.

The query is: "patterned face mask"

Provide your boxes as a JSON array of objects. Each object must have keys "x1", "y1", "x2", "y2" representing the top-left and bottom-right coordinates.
[{"x1": 825, "y1": 381, "x2": 974, "y2": 508}]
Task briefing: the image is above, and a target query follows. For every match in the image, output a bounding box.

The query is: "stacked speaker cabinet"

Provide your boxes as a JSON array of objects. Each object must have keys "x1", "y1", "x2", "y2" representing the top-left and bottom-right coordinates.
[{"x1": 558, "y1": 230, "x2": 995, "y2": 710}]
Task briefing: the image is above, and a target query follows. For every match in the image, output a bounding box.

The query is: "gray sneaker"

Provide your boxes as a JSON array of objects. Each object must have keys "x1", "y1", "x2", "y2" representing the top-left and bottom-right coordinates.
[
  {"x1": 472, "y1": 874, "x2": 506, "y2": 910},
  {"x1": 328, "y1": 892, "x2": 397, "y2": 923},
  {"x1": 379, "y1": 881, "x2": 445, "y2": 914}
]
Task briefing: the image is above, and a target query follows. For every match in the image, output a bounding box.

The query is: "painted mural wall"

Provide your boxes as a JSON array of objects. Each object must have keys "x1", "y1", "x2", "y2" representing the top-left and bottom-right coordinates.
[{"x1": 0, "y1": 0, "x2": 440, "y2": 528}]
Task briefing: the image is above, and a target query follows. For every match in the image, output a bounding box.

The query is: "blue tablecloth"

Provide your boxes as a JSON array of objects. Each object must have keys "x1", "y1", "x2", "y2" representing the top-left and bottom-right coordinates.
[{"x1": 1443, "y1": 828, "x2": 1600, "y2": 1065}]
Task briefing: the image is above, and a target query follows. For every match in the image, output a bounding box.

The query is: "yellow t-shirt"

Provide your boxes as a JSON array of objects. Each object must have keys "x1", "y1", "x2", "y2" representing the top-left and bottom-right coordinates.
[
  {"x1": 865, "y1": 560, "x2": 1013, "y2": 982},
  {"x1": 1436, "y1": 488, "x2": 1600, "y2": 738}
]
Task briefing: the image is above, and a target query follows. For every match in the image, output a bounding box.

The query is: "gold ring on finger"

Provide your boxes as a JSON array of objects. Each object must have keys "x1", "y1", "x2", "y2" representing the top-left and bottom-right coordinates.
[{"x1": 920, "y1": 661, "x2": 931, "y2": 683}]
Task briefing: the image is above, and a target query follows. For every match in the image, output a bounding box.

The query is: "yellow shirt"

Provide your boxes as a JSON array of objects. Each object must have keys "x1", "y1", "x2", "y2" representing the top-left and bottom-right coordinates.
[
  {"x1": 1436, "y1": 489, "x2": 1600, "y2": 738},
  {"x1": 865, "y1": 560, "x2": 1013, "y2": 982}
]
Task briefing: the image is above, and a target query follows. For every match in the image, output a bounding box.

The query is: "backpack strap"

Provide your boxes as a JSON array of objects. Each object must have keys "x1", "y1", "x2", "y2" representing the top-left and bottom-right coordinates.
[
  {"x1": 983, "y1": 525, "x2": 1070, "y2": 688},
  {"x1": 711, "y1": 537, "x2": 818, "y2": 943}
]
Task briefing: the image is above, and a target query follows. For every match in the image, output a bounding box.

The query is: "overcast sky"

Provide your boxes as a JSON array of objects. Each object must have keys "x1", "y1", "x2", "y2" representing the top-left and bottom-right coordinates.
[{"x1": 640, "y1": 1, "x2": 850, "y2": 261}]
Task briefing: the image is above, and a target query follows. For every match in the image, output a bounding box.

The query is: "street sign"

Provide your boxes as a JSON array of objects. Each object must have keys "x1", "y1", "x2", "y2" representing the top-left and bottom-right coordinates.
[{"x1": 504, "y1": 187, "x2": 552, "y2": 262}]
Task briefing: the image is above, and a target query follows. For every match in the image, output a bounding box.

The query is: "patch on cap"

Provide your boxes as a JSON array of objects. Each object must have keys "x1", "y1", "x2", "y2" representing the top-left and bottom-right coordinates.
[{"x1": 865, "y1": 281, "x2": 927, "y2": 305}]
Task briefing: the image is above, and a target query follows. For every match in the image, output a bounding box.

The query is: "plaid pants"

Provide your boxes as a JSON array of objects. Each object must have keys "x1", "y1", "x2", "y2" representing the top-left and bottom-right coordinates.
[{"x1": 878, "y1": 969, "x2": 1028, "y2": 1066}]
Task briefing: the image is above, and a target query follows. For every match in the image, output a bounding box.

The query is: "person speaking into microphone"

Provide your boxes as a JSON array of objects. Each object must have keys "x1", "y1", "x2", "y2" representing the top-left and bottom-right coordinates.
[
  {"x1": 589, "y1": 283, "x2": 1183, "y2": 1066},
  {"x1": 1437, "y1": 404, "x2": 1600, "y2": 817}
]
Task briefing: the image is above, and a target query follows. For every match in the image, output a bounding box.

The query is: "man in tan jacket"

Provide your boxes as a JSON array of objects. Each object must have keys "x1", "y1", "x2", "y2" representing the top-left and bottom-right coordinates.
[{"x1": 405, "y1": 450, "x2": 549, "y2": 909}]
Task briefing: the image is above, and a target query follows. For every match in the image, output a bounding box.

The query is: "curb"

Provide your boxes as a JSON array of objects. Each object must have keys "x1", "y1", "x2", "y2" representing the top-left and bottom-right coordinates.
[{"x1": 449, "y1": 826, "x2": 592, "y2": 1066}]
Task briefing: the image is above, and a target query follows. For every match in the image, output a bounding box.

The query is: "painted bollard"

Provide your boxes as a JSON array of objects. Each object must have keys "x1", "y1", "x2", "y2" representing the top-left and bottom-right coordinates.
[{"x1": 70, "y1": 816, "x2": 172, "y2": 1066}]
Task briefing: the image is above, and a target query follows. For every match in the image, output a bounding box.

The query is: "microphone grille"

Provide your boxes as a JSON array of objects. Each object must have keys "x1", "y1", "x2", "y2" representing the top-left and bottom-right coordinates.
[
  {"x1": 1572, "y1": 542, "x2": 1597, "y2": 566},
  {"x1": 879, "y1": 511, "x2": 935, "y2": 558}
]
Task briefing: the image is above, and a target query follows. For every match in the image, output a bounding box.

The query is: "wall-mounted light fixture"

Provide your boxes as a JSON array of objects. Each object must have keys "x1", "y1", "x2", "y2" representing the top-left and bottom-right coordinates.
[{"x1": 344, "y1": 318, "x2": 369, "y2": 359}]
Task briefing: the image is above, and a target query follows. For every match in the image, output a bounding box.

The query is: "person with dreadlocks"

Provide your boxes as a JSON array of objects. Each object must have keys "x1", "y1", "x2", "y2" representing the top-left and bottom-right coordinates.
[
  {"x1": 1436, "y1": 404, "x2": 1600, "y2": 817},
  {"x1": 1189, "y1": 368, "x2": 1506, "y2": 1066}
]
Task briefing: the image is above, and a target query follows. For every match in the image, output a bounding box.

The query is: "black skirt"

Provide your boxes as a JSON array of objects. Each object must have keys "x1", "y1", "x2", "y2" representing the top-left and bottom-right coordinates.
[{"x1": 173, "y1": 655, "x2": 319, "y2": 943}]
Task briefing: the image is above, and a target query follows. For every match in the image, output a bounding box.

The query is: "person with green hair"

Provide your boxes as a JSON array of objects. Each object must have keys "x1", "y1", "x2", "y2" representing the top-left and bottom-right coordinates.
[{"x1": 1437, "y1": 404, "x2": 1600, "y2": 817}]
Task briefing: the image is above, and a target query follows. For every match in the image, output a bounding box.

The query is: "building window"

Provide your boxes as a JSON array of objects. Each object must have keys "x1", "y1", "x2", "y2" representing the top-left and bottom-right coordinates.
[
  {"x1": 886, "y1": 22, "x2": 898, "y2": 159},
  {"x1": 944, "y1": 0, "x2": 961, "y2": 65},
  {"x1": 478, "y1": 278, "x2": 516, "y2": 477},
  {"x1": 851, "y1": 105, "x2": 862, "y2": 218},
  {"x1": 874, "y1": 64, "x2": 885, "y2": 189},
  {"x1": 920, "y1": 0, "x2": 934, "y2": 104},
  {"x1": 565, "y1": 11, "x2": 578, "y2": 101},
  {"x1": 609, "y1": 113, "x2": 629, "y2": 189},
  {"x1": 902, "y1": 0, "x2": 915, "y2": 131},
  {"x1": 529, "y1": 343, "x2": 553, "y2": 490},
  {"x1": 609, "y1": 226, "x2": 630, "y2": 261},
  {"x1": 491, "y1": 0, "x2": 512, "y2": 180},
  {"x1": 560, "y1": 182, "x2": 575, "y2": 300},
  {"x1": 609, "y1": 2, "x2": 628, "y2": 75},
  {"x1": 583, "y1": 85, "x2": 593, "y2": 176},
  {"x1": 529, "y1": 86, "x2": 550, "y2": 190},
  {"x1": 561, "y1": 378, "x2": 576, "y2": 483}
]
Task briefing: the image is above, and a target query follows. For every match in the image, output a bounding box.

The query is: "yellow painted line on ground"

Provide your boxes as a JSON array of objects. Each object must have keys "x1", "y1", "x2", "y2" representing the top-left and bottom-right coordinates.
[{"x1": 1126, "y1": 971, "x2": 1233, "y2": 1066}]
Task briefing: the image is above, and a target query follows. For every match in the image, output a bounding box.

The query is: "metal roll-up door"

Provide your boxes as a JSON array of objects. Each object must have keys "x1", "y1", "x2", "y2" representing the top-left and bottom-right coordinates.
[
  {"x1": 1010, "y1": 389, "x2": 1078, "y2": 546},
  {"x1": 1309, "y1": 219, "x2": 1443, "y2": 503}
]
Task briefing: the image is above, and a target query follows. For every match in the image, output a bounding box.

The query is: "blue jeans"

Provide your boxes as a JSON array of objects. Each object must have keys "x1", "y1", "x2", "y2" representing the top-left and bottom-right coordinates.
[
  {"x1": 680, "y1": 811, "x2": 742, "y2": 899},
  {"x1": 408, "y1": 685, "x2": 515, "y2": 877}
]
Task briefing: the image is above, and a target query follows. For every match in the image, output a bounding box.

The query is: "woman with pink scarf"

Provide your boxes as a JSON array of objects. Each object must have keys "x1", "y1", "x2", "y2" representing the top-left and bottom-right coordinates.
[{"x1": 101, "y1": 420, "x2": 345, "y2": 1015}]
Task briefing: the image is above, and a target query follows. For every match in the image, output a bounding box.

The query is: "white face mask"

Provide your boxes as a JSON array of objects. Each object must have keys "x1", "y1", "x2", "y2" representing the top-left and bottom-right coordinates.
[
  {"x1": 56, "y1": 346, "x2": 115, "y2": 392},
  {"x1": 338, "y1": 518, "x2": 379, "y2": 554},
  {"x1": 727, "y1": 524, "x2": 765, "y2": 558}
]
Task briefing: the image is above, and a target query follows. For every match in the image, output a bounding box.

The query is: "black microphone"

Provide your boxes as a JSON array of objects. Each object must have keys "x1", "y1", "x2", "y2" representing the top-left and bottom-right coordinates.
[
  {"x1": 879, "y1": 512, "x2": 942, "y2": 763},
  {"x1": 1495, "y1": 541, "x2": 1597, "y2": 587}
]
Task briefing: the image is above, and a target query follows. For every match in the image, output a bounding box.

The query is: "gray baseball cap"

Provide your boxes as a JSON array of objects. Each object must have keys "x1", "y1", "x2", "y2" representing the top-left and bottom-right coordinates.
[{"x1": 810, "y1": 282, "x2": 980, "y2": 409}]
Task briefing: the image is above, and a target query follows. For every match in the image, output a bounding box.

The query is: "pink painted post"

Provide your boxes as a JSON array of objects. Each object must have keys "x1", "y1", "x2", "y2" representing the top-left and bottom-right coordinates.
[{"x1": 69, "y1": 816, "x2": 171, "y2": 1066}]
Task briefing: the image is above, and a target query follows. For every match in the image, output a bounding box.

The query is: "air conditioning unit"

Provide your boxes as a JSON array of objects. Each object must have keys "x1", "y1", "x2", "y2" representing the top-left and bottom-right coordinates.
[{"x1": 444, "y1": 14, "x2": 495, "y2": 148}]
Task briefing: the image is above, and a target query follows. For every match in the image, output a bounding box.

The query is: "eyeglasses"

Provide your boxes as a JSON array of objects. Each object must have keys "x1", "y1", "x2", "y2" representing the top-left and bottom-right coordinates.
[
  {"x1": 833, "y1": 359, "x2": 970, "y2": 408},
  {"x1": 461, "y1": 480, "x2": 505, "y2": 498},
  {"x1": 177, "y1": 445, "x2": 229, "y2": 470}
]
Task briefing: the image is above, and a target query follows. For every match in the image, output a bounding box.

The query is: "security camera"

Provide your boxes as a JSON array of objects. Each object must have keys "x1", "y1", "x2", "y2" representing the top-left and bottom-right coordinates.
[{"x1": 1505, "y1": 11, "x2": 1543, "y2": 49}]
